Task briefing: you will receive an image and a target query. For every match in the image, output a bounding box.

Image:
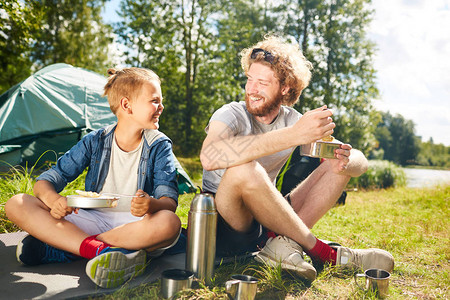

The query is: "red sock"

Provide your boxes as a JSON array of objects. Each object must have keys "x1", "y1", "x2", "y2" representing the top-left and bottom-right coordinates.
[
  {"x1": 267, "y1": 231, "x2": 278, "y2": 239},
  {"x1": 305, "y1": 238, "x2": 337, "y2": 265},
  {"x1": 79, "y1": 235, "x2": 111, "y2": 259}
]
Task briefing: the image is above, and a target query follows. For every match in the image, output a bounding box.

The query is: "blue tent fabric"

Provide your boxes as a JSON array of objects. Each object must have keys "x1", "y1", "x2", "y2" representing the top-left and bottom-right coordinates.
[
  {"x1": 0, "y1": 63, "x2": 115, "y2": 166},
  {"x1": 0, "y1": 63, "x2": 115, "y2": 143}
]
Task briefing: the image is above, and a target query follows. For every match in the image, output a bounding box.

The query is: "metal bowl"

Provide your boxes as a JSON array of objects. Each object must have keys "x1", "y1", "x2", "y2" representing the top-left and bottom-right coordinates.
[
  {"x1": 300, "y1": 140, "x2": 342, "y2": 159},
  {"x1": 66, "y1": 195, "x2": 119, "y2": 208}
]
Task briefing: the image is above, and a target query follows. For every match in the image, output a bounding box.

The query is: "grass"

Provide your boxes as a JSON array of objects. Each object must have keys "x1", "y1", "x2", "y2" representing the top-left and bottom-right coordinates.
[
  {"x1": 174, "y1": 186, "x2": 449, "y2": 299},
  {"x1": 0, "y1": 159, "x2": 449, "y2": 299}
]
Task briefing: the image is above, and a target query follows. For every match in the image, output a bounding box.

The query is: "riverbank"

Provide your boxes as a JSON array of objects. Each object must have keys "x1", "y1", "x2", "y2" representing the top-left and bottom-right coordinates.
[{"x1": 403, "y1": 167, "x2": 450, "y2": 188}]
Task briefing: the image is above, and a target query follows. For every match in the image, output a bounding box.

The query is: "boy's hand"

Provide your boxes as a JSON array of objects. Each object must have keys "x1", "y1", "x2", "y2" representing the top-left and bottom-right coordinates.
[
  {"x1": 50, "y1": 196, "x2": 75, "y2": 219},
  {"x1": 131, "y1": 189, "x2": 152, "y2": 217}
]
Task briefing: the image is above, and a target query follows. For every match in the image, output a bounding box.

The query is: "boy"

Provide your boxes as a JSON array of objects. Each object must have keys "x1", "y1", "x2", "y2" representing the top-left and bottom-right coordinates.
[{"x1": 5, "y1": 67, "x2": 181, "y2": 289}]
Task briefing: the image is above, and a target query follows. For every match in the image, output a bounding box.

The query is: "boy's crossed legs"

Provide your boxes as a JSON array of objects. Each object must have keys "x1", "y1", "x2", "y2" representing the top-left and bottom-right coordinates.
[{"x1": 5, "y1": 194, "x2": 181, "y2": 288}]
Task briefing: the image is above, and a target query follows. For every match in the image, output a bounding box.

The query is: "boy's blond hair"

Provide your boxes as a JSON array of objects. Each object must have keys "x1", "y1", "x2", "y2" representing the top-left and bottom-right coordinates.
[
  {"x1": 240, "y1": 35, "x2": 313, "y2": 106},
  {"x1": 103, "y1": 67, "x2": 161, "y2": 114}
]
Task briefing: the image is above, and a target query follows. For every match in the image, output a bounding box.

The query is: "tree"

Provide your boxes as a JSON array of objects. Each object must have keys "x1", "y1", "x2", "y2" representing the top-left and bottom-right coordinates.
[
  {"x1": 214, "y1": 0, "x2": 276, "y2": 103},
  {"x1": 115, "y1": 0, "x2": 246, "y2": 155},
  {"x1": 0, "y1": 0, "x2": 114, "y2": 95},
  {"x1": 272, "y1": 0, "x2": 379, "y2": 153},
  {"x1": 112, "y1": 0, "x2": 381, "y2": 155},
  {"x1": 417, "y1": 140, "x2": 450, "y2": 168},
  {"x1": 374, "y1": 112, "x2": 421, "y2": 166},
  {"x1": 272, "y1": 0, "x2": 323, "y2": 110},
  {"x1": 30, "y1": 0, "x2": 114, "y2": 73},
  {"x1": 0, "y1": 0, "x2": 39, "y2": 94}
]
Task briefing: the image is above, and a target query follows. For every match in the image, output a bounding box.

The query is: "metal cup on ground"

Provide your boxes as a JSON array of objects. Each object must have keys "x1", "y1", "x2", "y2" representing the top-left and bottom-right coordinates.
[
  {"x1": 355, "y1": 268, "x2": 390, "y2": 298},
  {"x1": 225, "y1": 274, "x2": 259, "y2": 300},
  {"x1": 160, "y1": 269, "x2": 194, "y2": 299},
  {"x1": 186, "y1": 193, "x2": 217, "y2": 285}
]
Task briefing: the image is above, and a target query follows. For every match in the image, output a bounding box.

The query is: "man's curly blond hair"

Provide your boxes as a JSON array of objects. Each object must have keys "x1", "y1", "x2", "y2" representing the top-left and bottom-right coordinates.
[
  {"x1": 240, "y1": 35, "x2": 313, "y2": 106},
  {"x1": 103, "y1": 67, "x2": 160, "y2": 114}
]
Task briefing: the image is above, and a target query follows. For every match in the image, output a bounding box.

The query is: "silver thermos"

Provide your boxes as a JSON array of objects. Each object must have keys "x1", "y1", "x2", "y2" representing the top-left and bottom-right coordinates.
[{"x1": 186, "y1": 193, "x2": 217, "y2": 285}]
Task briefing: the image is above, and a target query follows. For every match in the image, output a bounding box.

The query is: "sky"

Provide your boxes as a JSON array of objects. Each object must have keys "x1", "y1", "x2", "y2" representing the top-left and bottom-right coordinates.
[
  {"x1": 368, "y1": 0, "x2": 450, "y2": 146},
  {"x1": 102, "y1": 0, "x2": 450, "y2": 146}
]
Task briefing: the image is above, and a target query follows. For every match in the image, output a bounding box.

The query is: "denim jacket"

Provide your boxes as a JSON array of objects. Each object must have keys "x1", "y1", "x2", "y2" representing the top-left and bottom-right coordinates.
[{"x1": 37, "y1": 124, "x2": 179, "y2": 203}]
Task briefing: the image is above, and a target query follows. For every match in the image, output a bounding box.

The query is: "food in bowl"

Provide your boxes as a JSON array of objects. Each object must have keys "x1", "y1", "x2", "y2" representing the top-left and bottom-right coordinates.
[{"x1": 76, "y1": 190, "x2": 101, "y2": 198}]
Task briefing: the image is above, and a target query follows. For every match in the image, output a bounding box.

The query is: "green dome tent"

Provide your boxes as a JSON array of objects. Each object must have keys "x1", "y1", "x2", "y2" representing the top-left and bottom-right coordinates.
[
  {"x1": 0, "y1": 63, "x2": 115, "y2": 167},
  {"x1": 0, "y1": 63, "x2": 196, "y2": 194}
]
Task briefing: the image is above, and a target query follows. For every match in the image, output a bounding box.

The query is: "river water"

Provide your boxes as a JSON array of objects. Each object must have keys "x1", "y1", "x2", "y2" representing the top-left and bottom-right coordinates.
[{"x1": 403, "y1": 168, "x2": 450, "y2": 188}]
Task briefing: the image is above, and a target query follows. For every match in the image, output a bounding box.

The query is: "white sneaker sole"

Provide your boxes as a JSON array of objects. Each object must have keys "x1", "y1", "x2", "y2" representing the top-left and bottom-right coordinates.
[
  {"x1": 86, "y1": 250, "x2": 147, "y2": 288},
  {"x1": 16, "y1": 237, "x2": 25, "y2": 265},
  {"x1": 255, "y1": 251, "x2": 316, "y2": 281}
]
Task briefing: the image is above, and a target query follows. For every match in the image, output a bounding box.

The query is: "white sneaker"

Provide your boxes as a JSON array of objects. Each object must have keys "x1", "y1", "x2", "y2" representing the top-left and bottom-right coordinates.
[
  {"x1": 335, "y1": 246, "x2": 394, "y2": 272},
  {"x1": 255, "y1": 236, "x2": 316, "y2": 281},
  {"x1": 85, "y1": 249, "x2": 147, "y2": 288}
]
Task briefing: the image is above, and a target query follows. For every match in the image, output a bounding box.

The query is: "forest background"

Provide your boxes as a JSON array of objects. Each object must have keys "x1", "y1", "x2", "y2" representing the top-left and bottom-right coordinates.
[{"x1": 1, "y1": 0, "x2": 448, "y2": 168}]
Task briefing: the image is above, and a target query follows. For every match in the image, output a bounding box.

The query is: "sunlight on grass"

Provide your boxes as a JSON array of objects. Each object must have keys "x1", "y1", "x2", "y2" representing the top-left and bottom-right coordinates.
[
  {"x1": 0, "y1": 156, "x2": 448, "y2": 299},
  {"x1": 0, "y1": 154, "x2": 53, "y2": 233}
]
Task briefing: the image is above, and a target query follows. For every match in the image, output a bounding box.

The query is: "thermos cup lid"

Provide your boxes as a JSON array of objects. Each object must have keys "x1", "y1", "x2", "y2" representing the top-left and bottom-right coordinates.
[{"x1": 189, "y1": 193, "x2": 216, "y2": 212}]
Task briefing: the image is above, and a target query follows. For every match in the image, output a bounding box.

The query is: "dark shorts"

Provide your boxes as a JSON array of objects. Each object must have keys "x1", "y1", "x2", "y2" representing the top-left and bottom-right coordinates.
[
  {"x1": 216, "y1": 213, "x2": 268, "y2": 258},
  {"x1": 208, "y1": 191, "x2": 291, "y2": 258}
]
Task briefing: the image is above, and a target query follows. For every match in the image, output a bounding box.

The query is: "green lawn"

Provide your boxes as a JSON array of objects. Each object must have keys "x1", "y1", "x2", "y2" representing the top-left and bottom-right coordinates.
[
  {"x1": 0, "y1": 163, "x2": 448, "y2": 299},
  {"x1": 169, "y1": 185, "x2": 449, "y2": 299}
]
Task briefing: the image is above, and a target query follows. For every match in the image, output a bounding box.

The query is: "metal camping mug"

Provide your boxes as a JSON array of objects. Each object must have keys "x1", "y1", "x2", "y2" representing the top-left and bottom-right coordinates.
[
  {"x1": 300, "y1": 140, "x2": 342, "y2": 159},
  {"x1": 160, "y1": 269, "x2": 194, "y2": 299},
  {"x1": 186, "y1": 193, "x2": 217, "y2": 285},
  {"x1": 225, "y1": 274, "x2": 259, "y2": 300},
  {"x1": 355, "y1": 268, "x2": 390, "y2": 298}
]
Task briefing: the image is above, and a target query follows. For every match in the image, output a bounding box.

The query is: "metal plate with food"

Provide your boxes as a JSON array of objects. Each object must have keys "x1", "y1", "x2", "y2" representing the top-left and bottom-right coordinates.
[
  {"x1": 66, "y1": 195, "x2": 119, "y2": 208},
  {"x1": 300, "y1": 137, "x2": 342, "y2": 159},
  {"x1": 75, "y1": 190, "x2": 142, "y2": 199}
]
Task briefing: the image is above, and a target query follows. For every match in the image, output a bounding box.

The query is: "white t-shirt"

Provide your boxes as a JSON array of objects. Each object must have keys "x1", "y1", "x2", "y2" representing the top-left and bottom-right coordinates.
[
  {"x1": 202, "y1": 101, "x2": 302, "y2": 193},
  {"x1": 99, "y1": 134, "x2": 144, "y2": 212}
]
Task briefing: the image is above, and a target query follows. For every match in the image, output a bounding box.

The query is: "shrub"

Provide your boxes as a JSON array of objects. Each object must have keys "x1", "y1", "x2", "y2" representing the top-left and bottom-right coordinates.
[{"x1": 349, "y1": 160, "x2": 406, "y2": 189}]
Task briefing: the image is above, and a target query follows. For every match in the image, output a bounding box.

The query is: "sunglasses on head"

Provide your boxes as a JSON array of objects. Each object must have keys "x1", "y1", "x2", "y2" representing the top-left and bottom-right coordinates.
[{"x1": 250, "y1": 48, "x2": 276, "y2": 64}]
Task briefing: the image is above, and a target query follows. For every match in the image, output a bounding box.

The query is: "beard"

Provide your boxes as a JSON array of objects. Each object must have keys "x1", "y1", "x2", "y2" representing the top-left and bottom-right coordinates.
[{"x1": 245, "y1": 91, "x2": 284, "y2": 117}]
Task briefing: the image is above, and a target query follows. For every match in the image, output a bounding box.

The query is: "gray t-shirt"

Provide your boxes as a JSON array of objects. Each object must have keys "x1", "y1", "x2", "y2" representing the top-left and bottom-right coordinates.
[{"x1": 202, "y1": 101, "x2": 302, "y2": 193}]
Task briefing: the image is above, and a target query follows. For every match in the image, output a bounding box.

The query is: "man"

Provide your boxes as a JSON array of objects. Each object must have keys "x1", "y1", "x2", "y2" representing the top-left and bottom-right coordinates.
[{"x1": 200, "y1": 35, "x2": 393, "y2": 281}]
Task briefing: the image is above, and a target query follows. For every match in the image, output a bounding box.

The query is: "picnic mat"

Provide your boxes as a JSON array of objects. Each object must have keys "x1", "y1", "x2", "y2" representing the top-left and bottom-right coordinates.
[{"x1": 0, "y1": 231, "x2": 186, "y2": 299}]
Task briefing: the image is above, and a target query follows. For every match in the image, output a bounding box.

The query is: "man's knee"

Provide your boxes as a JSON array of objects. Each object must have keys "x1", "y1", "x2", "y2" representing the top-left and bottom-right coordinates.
[{"x1": 224, "y1": 161, "x2": 269, "y2": 189}]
